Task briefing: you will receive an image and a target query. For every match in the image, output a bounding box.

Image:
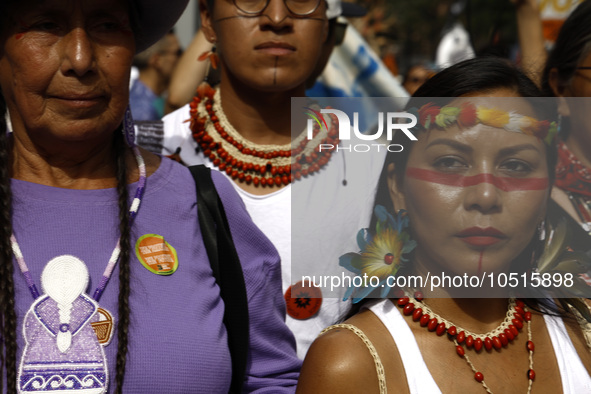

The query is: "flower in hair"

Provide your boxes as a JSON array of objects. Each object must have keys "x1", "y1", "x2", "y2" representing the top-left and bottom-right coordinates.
[
  {"x1": 418, "y1": 103, "x2": 439, "y2": 129},
  {"x1": 477, "y1": 106, "x2": 510, "y2": 128},
  {"x1": 457, "y1": 102, "x2": 478, "y2": 128},
  {"x1": 339, "y1": 206, "x2": 416, "y2": 303},
  {"x1": 408, "y1": 102, "x2": 558, "y2": 145},
  {"x1": 412, "y1": 102, "x2": 558, "y2": 146},
  {"x1": 435, "y1": 106, "x2": 461, "y2": 128}
]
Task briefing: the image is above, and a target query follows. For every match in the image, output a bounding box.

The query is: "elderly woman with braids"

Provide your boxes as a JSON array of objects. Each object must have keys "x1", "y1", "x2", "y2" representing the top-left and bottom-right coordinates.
[
  {"x1": 297, "y1": 57, "x2": 591, "y2": 393},
  {"x1": 0, "y1": 1, "x2": 300, "y2": 393}
]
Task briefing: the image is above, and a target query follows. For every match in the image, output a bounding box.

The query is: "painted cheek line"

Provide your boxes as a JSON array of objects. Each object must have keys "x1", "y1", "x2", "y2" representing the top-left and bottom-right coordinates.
[
  {"x1": 477, "y1": 249, "x2": 484, "y2": 276},
  {"x1": 406, "y1": 167, "x2": 549, "y2": 192}
]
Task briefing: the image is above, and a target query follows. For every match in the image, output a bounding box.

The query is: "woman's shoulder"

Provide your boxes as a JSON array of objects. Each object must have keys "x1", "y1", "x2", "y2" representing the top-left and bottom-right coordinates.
[
  {"x1": 297, "y1": 308, "x2": 408, "y2": 394},
  {"x1": 297, "y1": 312, "x2": 384, "y2": 393},
  {"x1": 206, "y1": 169, "x2": 281, "y2": 292},
  {"x1": 137, "y1": 152, "x2": 195, "y2": 196}
]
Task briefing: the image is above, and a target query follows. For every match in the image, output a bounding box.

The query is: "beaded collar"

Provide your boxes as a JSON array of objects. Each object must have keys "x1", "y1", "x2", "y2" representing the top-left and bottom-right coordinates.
[
  {"x1": 188, "y1": 87, "x2": 339, "y2": 187},
  {"x1": 12, "y1": 145, "x2": 147, "y2": 393},
  {"x1": 396, "y1": 292, "x2": 534, "y2": 393},
  {"x1": 11, "y1": 145, "x2": 147, "y2": 302}
]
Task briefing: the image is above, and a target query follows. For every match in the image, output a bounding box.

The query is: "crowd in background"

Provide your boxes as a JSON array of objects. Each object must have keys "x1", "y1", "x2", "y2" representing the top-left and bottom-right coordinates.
[{"x1": 130, "y1": 0, "x2": 583, "y2": 121}]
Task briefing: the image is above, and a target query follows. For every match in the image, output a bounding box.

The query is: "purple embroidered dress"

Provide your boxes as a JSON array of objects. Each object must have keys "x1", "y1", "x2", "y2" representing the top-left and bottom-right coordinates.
[{"x1": 20, "y1": 297, "x2": 107, "y2": 392}]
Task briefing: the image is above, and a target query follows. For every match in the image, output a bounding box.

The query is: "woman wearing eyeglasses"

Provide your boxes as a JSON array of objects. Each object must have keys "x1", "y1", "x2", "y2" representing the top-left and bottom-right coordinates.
[{"x1": 160, "y1": 0, "x2": 386, "y2": 359}]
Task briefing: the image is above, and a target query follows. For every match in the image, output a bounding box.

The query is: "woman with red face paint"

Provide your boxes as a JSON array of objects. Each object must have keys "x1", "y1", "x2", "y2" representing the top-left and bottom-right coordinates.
[{"x1": 297, "y1": 57, "x2": 591, "y2": 393}]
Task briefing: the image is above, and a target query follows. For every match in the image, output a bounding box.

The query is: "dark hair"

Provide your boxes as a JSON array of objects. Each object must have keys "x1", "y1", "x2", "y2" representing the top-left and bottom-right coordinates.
[
  {"x1": 414, "y1": 56, "x2": 543, "y2": 98},
  {"x1": 0, "y1": 92, "x2": 17, "y2": 394},
  {"x1": 345, "y1": 57, "x2": 557, "y2": 319},
  {"x1": 541, "y1": 0, "x2": 591, "y2": 96},
  {"x1": 113, "y1": 128, "x2": 132, "y2": 394},
  {"x1": 0, "y1": 106, "x2": 132, "y2": 394}
]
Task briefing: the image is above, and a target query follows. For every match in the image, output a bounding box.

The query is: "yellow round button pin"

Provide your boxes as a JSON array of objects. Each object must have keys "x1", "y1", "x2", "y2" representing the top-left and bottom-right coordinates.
[{"x1": 135, "y1": 234, "x2": 178, "y2": 275}]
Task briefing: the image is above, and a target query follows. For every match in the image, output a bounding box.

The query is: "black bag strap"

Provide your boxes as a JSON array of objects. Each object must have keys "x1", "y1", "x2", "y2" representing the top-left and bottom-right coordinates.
[{"x1": 189, "y1": 165, "x2": 249, "y2": 393}]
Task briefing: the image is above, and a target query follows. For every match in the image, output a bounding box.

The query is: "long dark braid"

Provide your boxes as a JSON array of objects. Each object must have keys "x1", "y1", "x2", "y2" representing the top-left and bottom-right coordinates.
[
  {"x1": 0, "y1": 5, "x2": 18, "y2": 390},
  {"x1": 0, "y1": 6, "x2": 131, "y2": 392},
  {"x1": 113, "y1": 130, "x2": 131, "y2": 393},
  {"x1": 0, "y1": 91, "x2": 17, "y2": 394}
]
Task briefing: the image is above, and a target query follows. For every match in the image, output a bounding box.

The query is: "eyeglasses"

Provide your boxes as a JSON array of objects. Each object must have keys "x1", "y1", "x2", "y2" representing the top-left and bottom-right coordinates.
[{"x1": 233, "y1": 0, "x2": 322, "y2": 16}]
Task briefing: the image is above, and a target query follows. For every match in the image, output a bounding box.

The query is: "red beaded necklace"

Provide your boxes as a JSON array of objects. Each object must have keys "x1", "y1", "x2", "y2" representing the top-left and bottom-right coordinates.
[
  {"x1": 188, "y1": 87, "x2": 339, "y2": 187},
  {"x1": 396, "y1": 292, "x2": 534, "y2": 394}
]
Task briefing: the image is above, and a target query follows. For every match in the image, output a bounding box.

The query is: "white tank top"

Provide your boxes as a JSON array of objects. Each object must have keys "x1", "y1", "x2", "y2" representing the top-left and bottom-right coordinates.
[{"x1": 368, "y1": 299, "x2": 591, "y2": 393}]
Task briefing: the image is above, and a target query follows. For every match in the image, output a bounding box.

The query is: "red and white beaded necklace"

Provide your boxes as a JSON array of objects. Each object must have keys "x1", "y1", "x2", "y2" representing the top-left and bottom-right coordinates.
[
  {"x1": 188, "y1": 87, "x2": 339, "y2": 187},
  {"x1": 395, "y1": 291, "x2": 534, "y2": 394}
]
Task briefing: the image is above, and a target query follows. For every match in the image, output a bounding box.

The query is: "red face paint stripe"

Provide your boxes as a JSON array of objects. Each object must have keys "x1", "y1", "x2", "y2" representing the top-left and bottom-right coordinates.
[{"x1": 406, "y1": 167, "x2": 549, "y2": 192}]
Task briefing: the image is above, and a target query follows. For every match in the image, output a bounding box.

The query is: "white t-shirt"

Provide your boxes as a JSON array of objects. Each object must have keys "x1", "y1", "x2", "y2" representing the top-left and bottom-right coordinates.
[
  {"x1": 369, "y1": 299, "x2": 591, "y2": 393},
  {"x1": 161, "y1": 104, "x2": 386, "y2": 358}
]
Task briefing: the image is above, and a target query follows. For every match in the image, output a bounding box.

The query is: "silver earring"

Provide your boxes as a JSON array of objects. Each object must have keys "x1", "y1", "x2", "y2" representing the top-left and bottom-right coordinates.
[{"x1": 538, "y1": 220, "x2": 546, "y2": 241}]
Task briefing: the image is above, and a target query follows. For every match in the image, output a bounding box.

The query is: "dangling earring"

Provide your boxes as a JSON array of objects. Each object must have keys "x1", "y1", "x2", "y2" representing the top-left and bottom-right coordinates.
[
  {"x1": 557, "y1": 114, "x2": 563, "y2": 134},
  {"x1": 123, "y1": 105, "x2": 136, "y2": 147},
  {"x1": 196, "y1": 44, "x2": 219, "y2": 100},
  {"x1": 198, "y1": 44, "x2": 219, "y2": 70}
]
